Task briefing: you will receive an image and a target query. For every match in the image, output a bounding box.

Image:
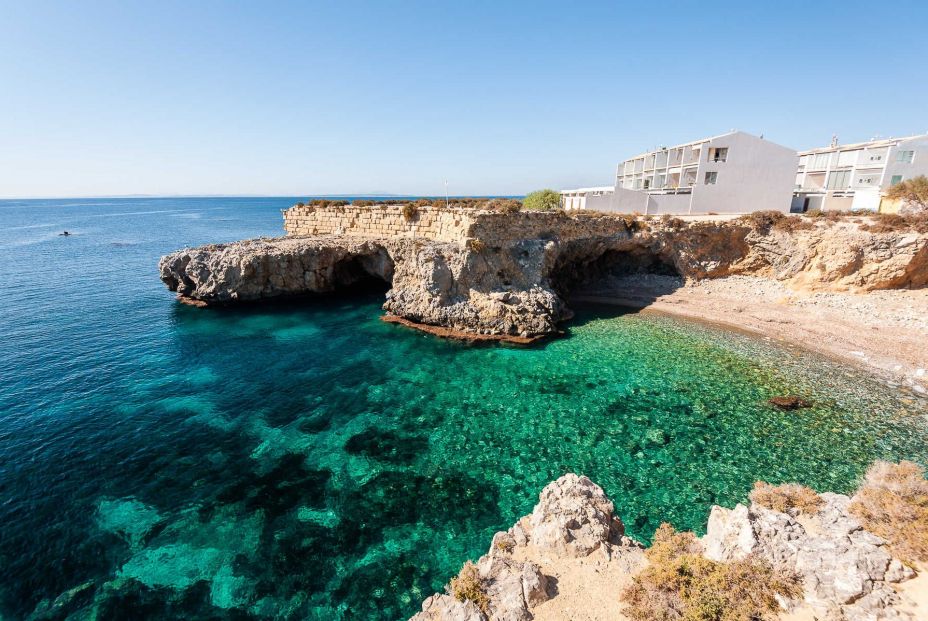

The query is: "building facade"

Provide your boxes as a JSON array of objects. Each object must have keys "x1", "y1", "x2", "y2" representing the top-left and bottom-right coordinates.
[
  {"x1": 562, "y1": 131, "x2": 797, "y2": 215},
  {"x1": 792, "y1": 135, "x2": 928, "y2": 212},
  {"x1": 560, "y1": 186, "x2": 613, "y2": 211}
]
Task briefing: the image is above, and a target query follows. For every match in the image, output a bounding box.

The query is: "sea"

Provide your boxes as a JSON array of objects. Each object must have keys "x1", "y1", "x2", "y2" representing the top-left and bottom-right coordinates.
[{"x1": 0, "y1": 197, "x2": 926, "y2": 620}]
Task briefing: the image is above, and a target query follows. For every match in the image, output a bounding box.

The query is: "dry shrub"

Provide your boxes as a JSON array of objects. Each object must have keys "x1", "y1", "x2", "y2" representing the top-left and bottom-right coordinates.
[
  {"x1": 402, "y1": 203, "x2": 418, "y2": 221},
  {"x1": 860, "y1": 212, "x2": 928, "y2": 234},
  {"x1": 466, "y1": 238, "x2": 486, "y2": 252},
  {"x1": 750, "y1": 482, "x2": 823, "y2": 514},
  {"x1": 352, "y1": 199, "x2": 374, "y2": 207},
  {"x1": 849, "y1": 460, "x2": 928, "y2": 564},
  {"x1": 622, "y1": 524, "x2": 802, "y2": 621},
  {"x1": 448, "y1": 561, "x2": 488, "y2": 613},
  {"x1": 486, "y1": 198, "x2": 522, "y2": 213}
]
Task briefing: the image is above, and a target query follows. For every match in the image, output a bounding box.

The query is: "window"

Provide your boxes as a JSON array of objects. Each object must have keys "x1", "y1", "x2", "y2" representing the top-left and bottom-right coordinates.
[
  {"x1": 657, "y1": 174, "x2": 666, "y2": 188},
  {"x1": 708, "y1": 147, "x2": 728, "y2": 162},
  {"x1": 897, "y1": 150, "x2": 915, "y2": 163},
  {"x1": 890, "y1": 175, "x2": 904, "y2": 186},
  {"x1": 704, "y1": 172, "x2": 718, "y2": 185},
  {"x1": 643, "y1": 178, "x2": 651, "y2": 190},
  {"x1": 812, "y1": 153, "x2": 830, "y2": 169},
  {"x1": 826, "y1": 170, "x2": 851, "y2": 190}
]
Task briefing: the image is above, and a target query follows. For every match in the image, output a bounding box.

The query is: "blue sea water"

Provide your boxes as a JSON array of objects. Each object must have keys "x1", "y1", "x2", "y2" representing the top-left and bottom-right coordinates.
[{"x1": 0, "y1": 197, "x2": 926, "y2": 620}]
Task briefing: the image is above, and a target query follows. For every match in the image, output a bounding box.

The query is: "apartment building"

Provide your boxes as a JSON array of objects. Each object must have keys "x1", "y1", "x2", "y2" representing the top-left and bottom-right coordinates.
[
  {"x1": 562, "y1": 131, "x2": 797, "y2": 215},
  {"x1": 792, "y1": 134, "x2": 928, "y2": 212}
]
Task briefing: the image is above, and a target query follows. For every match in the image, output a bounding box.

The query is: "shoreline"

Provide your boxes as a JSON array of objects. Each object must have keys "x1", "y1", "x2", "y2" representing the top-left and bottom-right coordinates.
[{"x1": 570, "y1": 275, "x2": 928, "y2": 395}]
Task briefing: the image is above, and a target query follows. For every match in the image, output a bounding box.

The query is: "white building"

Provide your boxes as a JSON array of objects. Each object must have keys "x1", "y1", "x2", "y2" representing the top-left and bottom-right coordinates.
[
  {"x1": 560, "y1": 186, "x2": 613, "y2": 211},
  {"x1": 792, "y1": 134, "x2": 928, "y2": 212},
  {"x1": 562, "y1": 131, "x2": 797, "y2": 215}
]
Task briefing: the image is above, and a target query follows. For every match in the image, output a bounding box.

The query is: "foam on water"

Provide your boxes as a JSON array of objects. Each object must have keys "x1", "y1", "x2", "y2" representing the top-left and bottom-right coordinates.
[{"x1": 0, "y1": 197, "x2": 926, "y2": 620}]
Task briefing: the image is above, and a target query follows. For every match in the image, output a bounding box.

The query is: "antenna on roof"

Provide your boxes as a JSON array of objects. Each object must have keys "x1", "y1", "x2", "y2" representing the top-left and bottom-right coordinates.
[{"x1": 830, "y1": 134, "x2": 838, "y2": 148}]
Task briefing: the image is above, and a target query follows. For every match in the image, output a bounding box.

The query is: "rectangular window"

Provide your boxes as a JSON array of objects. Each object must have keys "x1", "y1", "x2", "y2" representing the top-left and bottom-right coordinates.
[
  {"x1": 826, "y1": 170, "x2": 851, "y2": 190},
  {"x1": 890, "y1": 175, "x2": 903, "y2": 185},
  {"x1": 708, "y1": 147, "x2": 728, "y2": 162},
  {"x1": 812, "y1": 153, "x2": 830, "y2": 168},
  {"x1": 897, "y1": 150, "x2": 915, "y2": 163},
  {"x1": 704, "y1": 172, "x2": 718, "y2": 185},
  {"x1": 657, "y1": 174, "x2": 666, "y2": 188}
]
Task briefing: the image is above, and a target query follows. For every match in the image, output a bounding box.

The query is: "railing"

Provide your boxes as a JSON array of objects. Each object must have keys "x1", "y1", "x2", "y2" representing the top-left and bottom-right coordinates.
[{"x1": 645, "y1": 187, "x2": 693, "y2": 195}]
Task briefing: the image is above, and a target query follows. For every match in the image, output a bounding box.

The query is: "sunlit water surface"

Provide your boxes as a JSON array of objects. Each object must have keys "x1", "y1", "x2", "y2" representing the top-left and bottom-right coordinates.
[{"x1": 1, "y1": 198, "x2": 926, "y2": 620}]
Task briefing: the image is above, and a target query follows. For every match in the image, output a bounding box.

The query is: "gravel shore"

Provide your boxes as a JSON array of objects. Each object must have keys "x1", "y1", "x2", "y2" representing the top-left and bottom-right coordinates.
[{"x1": 573, "y1": 275, "x2": 928, "y2": 394}]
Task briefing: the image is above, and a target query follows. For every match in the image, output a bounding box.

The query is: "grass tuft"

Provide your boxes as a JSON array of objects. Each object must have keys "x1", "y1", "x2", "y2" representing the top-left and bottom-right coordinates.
[{"x1": 621, "y1": 523, "x2": 802, "y2": 621}]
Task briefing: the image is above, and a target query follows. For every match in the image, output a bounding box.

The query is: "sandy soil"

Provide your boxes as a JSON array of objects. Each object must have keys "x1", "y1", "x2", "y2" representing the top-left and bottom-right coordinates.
[
  {"x1": 512, "y1": 544, "x2": 643, "y2": 621},
  {"x1": 572, "y1": 274, "x2": 928, "y2": 394}
]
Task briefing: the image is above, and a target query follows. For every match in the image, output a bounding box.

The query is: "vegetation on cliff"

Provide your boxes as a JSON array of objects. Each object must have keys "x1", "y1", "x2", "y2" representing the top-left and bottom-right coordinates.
[
  {"x1": 850, "y1": 460, "x2": 928, "y2": 565},
  {"x1": 621, "y1": 523, "x2": 802, "y2": 621},
  {"x1": 886, "y1": 175, "x2": 928, "y2": 212},
  {"x1": 749, "y1": 481, "x2": 823, "y2": 514}
]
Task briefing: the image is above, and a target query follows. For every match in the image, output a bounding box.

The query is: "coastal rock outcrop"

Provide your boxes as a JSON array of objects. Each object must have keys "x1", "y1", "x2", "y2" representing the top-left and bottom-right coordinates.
[
  {"x1": 410, "y1": 474, "x2": 920, "y2": 621},
  {"x1": 703, "y1": 493, "x2": 914, "y2": 620},
  {"x1": 409, "y1": 474, "x2": 643, "y2": 621},
  {"x1": 159, "y1": 207, "x2": 928, "y2": 341}
]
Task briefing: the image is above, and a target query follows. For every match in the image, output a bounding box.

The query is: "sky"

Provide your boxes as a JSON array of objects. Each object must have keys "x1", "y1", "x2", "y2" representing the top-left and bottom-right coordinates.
[{"x1": 2, "y1": 1, "x2": 927, "y2": 198}]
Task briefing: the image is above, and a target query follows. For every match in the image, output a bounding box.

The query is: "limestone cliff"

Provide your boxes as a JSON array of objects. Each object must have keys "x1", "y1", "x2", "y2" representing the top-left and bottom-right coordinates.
[{"x1": 159, "y1": 207, "x2": 928, "y2": 341}]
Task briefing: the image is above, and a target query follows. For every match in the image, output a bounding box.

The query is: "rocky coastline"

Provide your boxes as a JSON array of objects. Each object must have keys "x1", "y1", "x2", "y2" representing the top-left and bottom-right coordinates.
[
  {"x1": 412, "y1": 472, "x2": 924, "y2": 621},
  {"x1": 159, "y1": 207, "x2": 928, "y2": 343}
]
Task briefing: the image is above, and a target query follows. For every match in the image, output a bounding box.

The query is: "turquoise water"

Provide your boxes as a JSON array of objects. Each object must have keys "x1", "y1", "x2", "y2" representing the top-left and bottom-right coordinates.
[{"x1": 1, "y1": 198, "x2": 926, "y2": 620}]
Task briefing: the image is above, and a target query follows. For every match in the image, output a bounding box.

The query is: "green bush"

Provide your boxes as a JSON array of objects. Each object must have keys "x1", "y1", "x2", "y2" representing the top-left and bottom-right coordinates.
[{"x1": 522, "y1": 189, "x2": 562, "y2": 211}]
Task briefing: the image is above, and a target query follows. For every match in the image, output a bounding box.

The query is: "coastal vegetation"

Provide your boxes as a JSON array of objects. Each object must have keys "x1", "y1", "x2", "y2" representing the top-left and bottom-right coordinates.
[
  {"x1": 448, "y1": 561, "x2": 489, "y2": 613},
  {"x1": 886, "y1": 175, "x2": 928, "y2": 211},
  {"x1": 849, "y1": 460, "x2": 928, "y2": 564},
  {"x1": 522, "y1": 188, "x2": 562, "y2": 211},
  {"x1": 621, "y1": 523, "x2": 802, "y2": 621},
  {"x1": 749, "y1": 481, "x2": 823, "y2": 514}
]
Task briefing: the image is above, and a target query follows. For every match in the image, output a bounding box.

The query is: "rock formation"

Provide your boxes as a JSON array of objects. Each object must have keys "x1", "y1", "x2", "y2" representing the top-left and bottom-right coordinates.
[
  {"x1": 159, "y1": 207, "x2": 928, "y2": 341},
  {"x1": 409, "y1": 474, "x2": 920, "y2": 621}
]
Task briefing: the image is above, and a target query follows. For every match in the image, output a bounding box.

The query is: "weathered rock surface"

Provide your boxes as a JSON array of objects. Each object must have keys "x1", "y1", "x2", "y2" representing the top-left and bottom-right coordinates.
[
  {"x1": 159, "y1": 209, "x2": 928, "y2": 340},
  {"x1": 703, "y1": 493, "x2": 915, "y2": 620},
  {"x1": 409, "y1": 474, "x2": 642, "y2": 621},
  {"x1": 410, "y1": 474, "x2": 919, "y2": 621}
]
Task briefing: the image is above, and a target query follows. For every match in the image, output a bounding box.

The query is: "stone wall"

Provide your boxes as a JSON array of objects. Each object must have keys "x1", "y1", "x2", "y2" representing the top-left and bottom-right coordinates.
[
  {"x1": 283, "y1": 205, "x2": 476, "y2": 242},
  {"x1": 283, "y1": 205, "x2": 637, "y2": 245}
]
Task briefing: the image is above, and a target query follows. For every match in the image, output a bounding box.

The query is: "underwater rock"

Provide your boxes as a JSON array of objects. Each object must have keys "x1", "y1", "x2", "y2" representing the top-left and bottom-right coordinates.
[{"x1": 768, "y1": 395, "x2": 813, "y2": 409}]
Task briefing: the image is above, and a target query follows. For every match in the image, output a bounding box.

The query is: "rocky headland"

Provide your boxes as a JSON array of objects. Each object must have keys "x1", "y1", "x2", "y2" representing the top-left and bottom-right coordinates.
[
  {"x1": 410, "y1": 470, "x2": 926, "y2": 621},
  {"x1": 159, "y1": 205, "x2": 928, "y2": 389}
]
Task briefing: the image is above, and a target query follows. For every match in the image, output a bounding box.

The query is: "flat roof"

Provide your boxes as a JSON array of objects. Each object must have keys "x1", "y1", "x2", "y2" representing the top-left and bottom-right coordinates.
[{"x1": 799, "y1": 134, "x2": 926, "y2": 155}]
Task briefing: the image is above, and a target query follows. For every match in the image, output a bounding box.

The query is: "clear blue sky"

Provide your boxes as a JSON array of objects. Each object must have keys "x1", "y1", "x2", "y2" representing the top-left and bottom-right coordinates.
[{"x1": 2, "y1": 1, "x2": 927, "y2": 198}]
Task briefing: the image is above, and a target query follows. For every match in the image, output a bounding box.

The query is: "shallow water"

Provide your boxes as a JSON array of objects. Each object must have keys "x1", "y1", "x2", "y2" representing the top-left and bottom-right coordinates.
[{"x1": 1, "y1": 198, "x2": 926, "y2": 620}]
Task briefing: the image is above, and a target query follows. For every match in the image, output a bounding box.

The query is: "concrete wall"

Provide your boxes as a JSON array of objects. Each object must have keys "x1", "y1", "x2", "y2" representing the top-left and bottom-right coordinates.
[
  {"x1": 690, "y1": 132, "x2": 797, "y2": 214},
  {"x1": 883, "y1": 136, "x2": 928, "y2": 189},
  {"x1": 283, "y1": 205, "x2": 475, "y2": 242}
]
